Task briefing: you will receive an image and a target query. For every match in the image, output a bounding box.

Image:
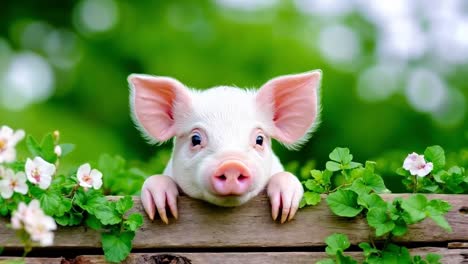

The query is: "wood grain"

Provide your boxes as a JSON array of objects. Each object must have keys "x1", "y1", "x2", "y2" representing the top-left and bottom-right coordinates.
[
  {"x1": 1, "y1": 248, "x2": 467, "y2": 264},
  {"x1": 0, "y1": 194, "x2": 467, "y2": 249}
]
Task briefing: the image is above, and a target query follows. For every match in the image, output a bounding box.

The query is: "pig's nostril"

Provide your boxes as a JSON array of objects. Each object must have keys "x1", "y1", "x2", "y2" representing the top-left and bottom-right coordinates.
[
  {"x1": 217, "y1": 175, "x2": 227, "y2": 181},
  {"x1": 238, "y1": 174, "x2": 248, "y2": 182}
]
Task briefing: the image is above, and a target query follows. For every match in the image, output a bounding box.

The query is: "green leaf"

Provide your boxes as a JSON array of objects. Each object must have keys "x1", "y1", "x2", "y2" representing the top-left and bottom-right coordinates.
[
  {"x1": 425, "y1": 253, "x2": 442, "y2": 264},
  {"x1": 124, "y1": 213, "x2": 144, "y2": 231},
  {"x1": 424, "y1": 145, "x2": 445, "y2": 172},
  {"x1": 362, "y1": 171, "x2": 388, "y2": 193},
  {"x1": 0, "y1": 197, "x2": 9, "y2": 216},
  {"x1": 359, "y1": 242, "x2": 380, "y2": 257},
  {"x1": 115, "y1": 196, "x2": 133, "y2": 215},
  {"x1": 329, "y1": 148, "x2": 353, "y2": 164},
  {"x1": 59, "y1": 143, "x2": 75, "y2": 157},
  {"x1": 326, "y1": 161, "x2": 342, "y2": 172},
  {"x1": 94, "y1": 202, "x2": 121, "y2": 225},
  {"x1": 367, "y1": 208, "x2": 395, "y2": 237},
  {"x1": 381, "y1": 244, "x2": 412, "y2": 264},
  {"x1": 310, "y1": 170, "x2": 323, "y2": 181},
  {"x1": 75, "y1": 189, "x2": 107, "y2": 214},
  {"x1": 426, "y1": 199, "x2": 452, "y2": 232},
  {"x1": 85, "y1": 214, "x2": 103, "y2": 230},
  {"x1": 322, "y1": 170, "x2": 333, "y2": 186},
  {"x1": 357, "y1": 193, "x2": 386, "y2": 210},
  {"x1": 26, "y1": 135, "x2": 42, "y2": 157},
  {"x1": 427, "y1": 199, "x2": 452, "y2": 214},
  {"x1": 40, "y1": 191, "x2": 72, "y2": 217},
  {"x1": 391, "y1": 219, "x2": 408, "y2": 236},
  {"x1": 55, "y1": 211, "x2": 83, "y2": 226},
  {"x1": 327, "y1": 190, "x2": 363, "y2": 217},
  {"x1": 401, "y1": 194, "x2": 427, "y2": 223},
  {"x1": 347, "y1": 161, "x2": 362, "y2": 170},
  {"x1": 336, "y1": 251, "x2": 358, "y2": 264},
  {"x1": 101, "y1": 231, "x2": 135, "y2": 263},
  {"x1": 325, "y1": 233, "x2": 350, "y2": 256},
  {"x1": 302, "y1": 192, "x2": 321, "y2": 206},
  {"x1": 304, "y1": 180, "x2": 324, "y2": 193},
  {"x1": 40, "y1": 133, "x2": 57, "y2": 163}
]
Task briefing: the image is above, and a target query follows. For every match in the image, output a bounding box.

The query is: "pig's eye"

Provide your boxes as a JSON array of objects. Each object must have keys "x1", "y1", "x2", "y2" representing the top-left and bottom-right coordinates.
[
  {"x1": 255, "y1": 135, "x2": 264, "y2": 146},
  {"x1": 191, "y1": 133, "x2": 202, "y2": 146}
]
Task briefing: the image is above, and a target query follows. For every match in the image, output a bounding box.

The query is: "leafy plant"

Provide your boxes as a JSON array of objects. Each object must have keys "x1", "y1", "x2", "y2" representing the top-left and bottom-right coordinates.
[
  {"x1": 300, "y1": 147, "x2": 456, "y2": 264},
  {"x1": 0, "y1": 127, "x2": 144, "y2": 263},
  {"x1": 396, "y1": 145, "x2": 467, "y2": 194}
]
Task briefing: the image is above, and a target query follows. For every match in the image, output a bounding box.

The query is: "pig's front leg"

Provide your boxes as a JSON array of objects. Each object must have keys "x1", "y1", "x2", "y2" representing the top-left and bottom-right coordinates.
[
  {"x1": 141, "y1": 175, "x2": 179, "y2": 224},
  {"x1": 267, "y1": 172, "x2": 304, "y2": 224}
]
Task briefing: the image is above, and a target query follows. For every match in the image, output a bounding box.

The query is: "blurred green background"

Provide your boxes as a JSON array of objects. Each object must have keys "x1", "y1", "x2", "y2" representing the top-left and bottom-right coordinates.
[{"x1": 0, "y1": 0, "x2": 467, "y2": 192}]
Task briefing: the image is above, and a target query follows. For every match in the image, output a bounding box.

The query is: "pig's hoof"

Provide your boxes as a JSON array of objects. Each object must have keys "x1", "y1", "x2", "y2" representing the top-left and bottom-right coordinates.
[
  {"x1": 267, "y1": 172, "x2": 304, "y2": 224},
  {"x1": 141, "y1": 175, "x2": 179, "y2": 224}
]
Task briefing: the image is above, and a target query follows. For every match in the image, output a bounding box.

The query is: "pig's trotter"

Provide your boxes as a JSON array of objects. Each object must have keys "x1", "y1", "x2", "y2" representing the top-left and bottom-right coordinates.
[
  {"x1": 267, "y1": 172, "x2": 304, "y2": 224},
  {"x1": 141, "y1": 175, "x2": 179, "y2": 224}
]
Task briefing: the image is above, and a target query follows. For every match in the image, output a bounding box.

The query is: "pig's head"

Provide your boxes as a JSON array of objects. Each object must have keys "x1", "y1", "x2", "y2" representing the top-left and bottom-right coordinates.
[{"x1": 129, "y1": 71, "x2": 321, "y2": 206}]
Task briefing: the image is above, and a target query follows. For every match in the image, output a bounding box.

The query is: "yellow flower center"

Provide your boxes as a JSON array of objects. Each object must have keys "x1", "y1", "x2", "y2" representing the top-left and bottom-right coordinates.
[
  {"x1": 31, "y1": 168, "x2": 41, "y2": 182},
  {"x1": 0, "y1": 139, "x2": 6, "y2": 152},
  {"x1": 83, "y1": 174, "x2": 93, "y2": 185},
  {"x1": 9, "y1": 179, "x2": 18, "y2": 189}
]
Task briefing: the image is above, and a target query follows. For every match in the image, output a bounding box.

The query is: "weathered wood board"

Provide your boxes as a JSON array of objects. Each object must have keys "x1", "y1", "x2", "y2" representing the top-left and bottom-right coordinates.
[
  {"x1": 1, "y1": 194, "x2": 467, "y2": 249},
  {"x1": 1, "y1": 248, "x2": 467, "y2": 264},
  {"x1": 1, "y1": 194, "x2": 467, "y2": 263}
]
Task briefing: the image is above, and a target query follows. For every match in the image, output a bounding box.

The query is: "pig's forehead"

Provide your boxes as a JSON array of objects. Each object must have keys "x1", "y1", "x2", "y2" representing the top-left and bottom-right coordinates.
[
  {"x1": 191, "y1": 86, "x2": 256, "y2": 106},
  {"x1": 179, "y1": 86, "x2": 273, "y2": 132}
]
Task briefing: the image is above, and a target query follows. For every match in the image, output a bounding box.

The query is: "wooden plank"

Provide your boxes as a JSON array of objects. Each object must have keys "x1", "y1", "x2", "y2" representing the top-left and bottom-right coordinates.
[
  {"x1": 1, "y1": 248, "x2": 467, "y2": 264},
  {"x1": 1, "y1": 194, "x2": 467, "y2": 249}
]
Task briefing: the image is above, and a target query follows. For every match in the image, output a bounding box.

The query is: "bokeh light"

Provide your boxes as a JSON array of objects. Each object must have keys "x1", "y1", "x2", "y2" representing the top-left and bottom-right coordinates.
[
  {"x1": 73, "y1": 0, "x2": 118, "y2": 34},
  {"x1": 0, "y1": 52, "x2": 54, "y2": 111}
]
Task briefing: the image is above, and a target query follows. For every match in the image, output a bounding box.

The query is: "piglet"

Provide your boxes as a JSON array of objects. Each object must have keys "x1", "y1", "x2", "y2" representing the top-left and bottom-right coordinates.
[{"x1": 128, "y1": 70, "x2": 322, "y2": 224}]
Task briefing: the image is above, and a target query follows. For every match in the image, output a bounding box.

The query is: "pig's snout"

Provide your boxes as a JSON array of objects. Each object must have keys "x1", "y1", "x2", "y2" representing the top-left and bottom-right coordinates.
[{"x1": 211, "y1": 160, "x2": 252, "y2": 196}]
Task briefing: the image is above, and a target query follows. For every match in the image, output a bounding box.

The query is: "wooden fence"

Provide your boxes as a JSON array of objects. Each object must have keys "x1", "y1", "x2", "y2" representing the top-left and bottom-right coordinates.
[{"x1": 1, "y1": 194, "x2": 467, "y2": 263}]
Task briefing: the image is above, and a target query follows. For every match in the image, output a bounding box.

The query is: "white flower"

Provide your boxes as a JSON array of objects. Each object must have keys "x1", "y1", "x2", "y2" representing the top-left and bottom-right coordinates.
[
  {"x1": 77, "y1": 163, "x2": 103, "y2": 190},
  {"x1": 54, "y1": 145, "x2": 62, "y2": 157},
  {"x1": 25, "y1": 157, "x2": 56, "y2": 189},
  {"x1": 11, "y1": 200, "x2": 57, "y2": 246},
  {"x1": 0, "y1": 168, "x2": 28, "y2": 198},
  {"x1": 25, "y1": 217, "x2": 57, "y2": 246},
  {"x1": 0, "y1": 126, "x2": 25, "y2": 163},
  {"x1": 11, "y1": 202, "x2": 28, "y2": 229},
  {"x1": 403, "y1": 152, "x2": 434, "y2": 177}
]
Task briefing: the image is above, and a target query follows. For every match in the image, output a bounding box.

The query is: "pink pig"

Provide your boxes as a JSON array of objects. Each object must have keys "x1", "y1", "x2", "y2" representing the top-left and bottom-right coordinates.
[{"x1": 128, "y1": 70, "x2": 322, "y2": 224}]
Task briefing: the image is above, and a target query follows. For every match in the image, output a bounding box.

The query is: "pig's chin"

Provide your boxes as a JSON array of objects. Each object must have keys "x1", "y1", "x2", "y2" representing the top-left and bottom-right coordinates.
[{"x1": 202, "y1": 191, "x2": 258, "y2": 207}]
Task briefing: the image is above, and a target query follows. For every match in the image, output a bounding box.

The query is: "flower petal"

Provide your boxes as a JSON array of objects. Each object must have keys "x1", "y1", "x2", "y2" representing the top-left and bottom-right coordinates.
[
  {"x1": 15, "y1": 181, "x2": 29, "y2": 194},
  {"x1": 77, "y1": 163, "x2": 91, "y2": 179}
]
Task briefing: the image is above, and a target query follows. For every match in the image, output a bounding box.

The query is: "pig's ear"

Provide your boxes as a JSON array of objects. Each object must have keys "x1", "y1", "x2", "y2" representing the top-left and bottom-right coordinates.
[
  {"x1": 256, "y1": 70, "x2": 322, "y2": 149},
  {"x1": 128, "y1": 74, "x2": 191, "y2": 143}
]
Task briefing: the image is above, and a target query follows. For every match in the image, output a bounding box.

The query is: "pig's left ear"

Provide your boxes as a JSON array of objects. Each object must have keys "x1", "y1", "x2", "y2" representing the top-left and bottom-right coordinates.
[{"x1": 256, "y1": 70, "x2": 322, "y2": 149}]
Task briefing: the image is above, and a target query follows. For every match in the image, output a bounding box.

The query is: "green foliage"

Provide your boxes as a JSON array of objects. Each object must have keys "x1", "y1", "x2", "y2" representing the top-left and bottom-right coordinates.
[
  {"x1": 308, "y1": 147, "x2": 456, "y2": 264},
  {"x1": 398, "y1": 145, "x2": 468, "y2": 194},
  {"x1": 97, "y1": 154, "x2": 147, "y2": 195},
  {"x1": 0, "y1": 131, "x2": 144, "y2": 262}
]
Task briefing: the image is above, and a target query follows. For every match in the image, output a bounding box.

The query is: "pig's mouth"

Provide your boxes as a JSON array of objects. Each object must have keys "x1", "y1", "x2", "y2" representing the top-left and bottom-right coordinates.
[{"x1": 203, "y1": 191, "x2": 255, "y2": 207}]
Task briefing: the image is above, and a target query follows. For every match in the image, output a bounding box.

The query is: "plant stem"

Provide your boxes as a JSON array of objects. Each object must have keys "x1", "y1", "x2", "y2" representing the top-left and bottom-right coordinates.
[{"x1": 413, "y1": 175, "x2": 418, "y2": 193}]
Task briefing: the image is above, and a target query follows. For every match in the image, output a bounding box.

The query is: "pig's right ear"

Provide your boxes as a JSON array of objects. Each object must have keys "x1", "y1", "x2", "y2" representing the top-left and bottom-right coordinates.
[
  {"x1": 128, "y1": 74, "x2": 192, "y2": 143},
  {"x1": 256, "y1": 70, "x2": 322, "y2": 149}
]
